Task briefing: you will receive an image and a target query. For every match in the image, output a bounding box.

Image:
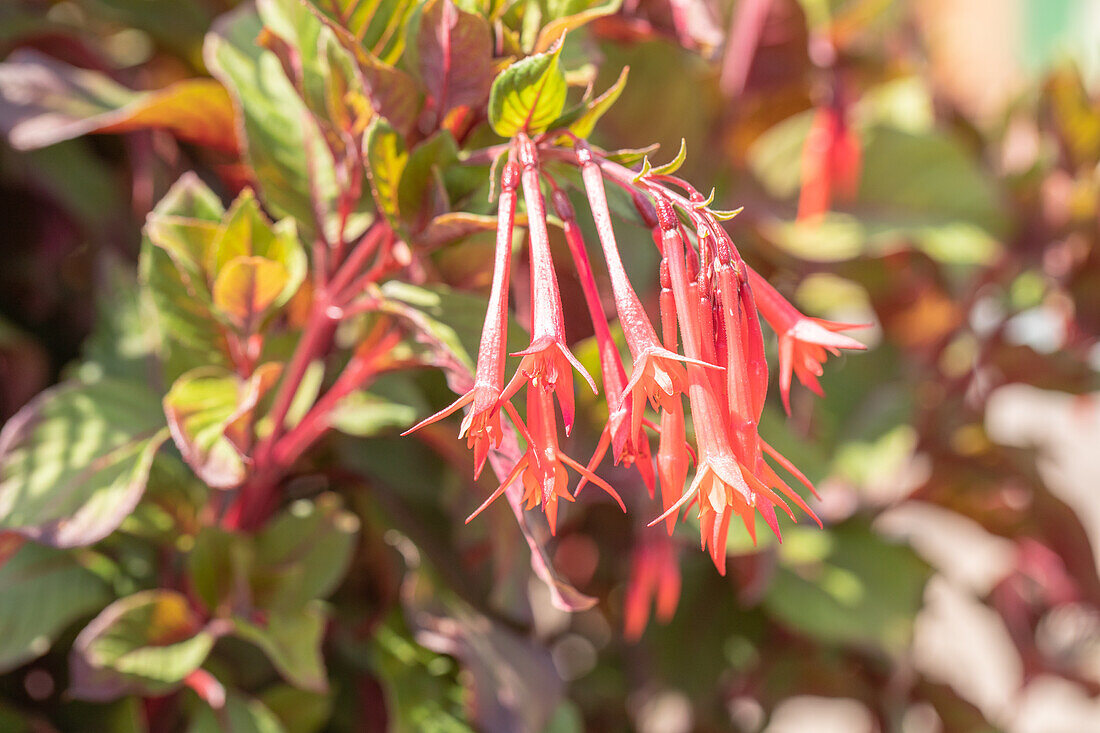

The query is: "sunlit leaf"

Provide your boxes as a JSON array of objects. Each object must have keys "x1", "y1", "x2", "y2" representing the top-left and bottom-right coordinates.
[
  {"x1": 187, "y1": 691, "x2": 287, "y2": 733},
  {"x1": 69, "y1": 590, "x2": 216, "y2": 701},
  {"x1": 365, "y1": 117, "x2": 408, "y2": 226},
  {"x1": 205, "y1": 5, "x2": 337, "y2": 235},
  {"x1": 0, "y1": 542, "x2": 111, "y2": 672},
  {"x1": 487, "y1": 44, "x2": 568, "y2": 137},
  {"x1": 650, "y1": 137, "x2": 687, "y2": 176},
  {"x1": 534, "y1": 0, "x2": 623, "y2": 53},
  {"x1": 417, "y1": 0, "x2": 494, "y2": 123},
  {"x1": 212, "y1": 256, "x2": 291, "y2": 331},
  {"x1": 0, "y1": 49, "x2": 237, "y2": 152},
  {"x1": 0, "y1": 380, "x2": 168, "y2": 548},
  {"x1": 398, "y1": 130, "x2": 458, "y2": 223},
  {"x1": 232, "y1": 602, "x2": 329, "y2": 693},
  {"x1": 567, "y1": 65, "x2": 628, "y2": 138},
  {"x1": 163, "y1": 365, "x2": 282, "y2": 490}
]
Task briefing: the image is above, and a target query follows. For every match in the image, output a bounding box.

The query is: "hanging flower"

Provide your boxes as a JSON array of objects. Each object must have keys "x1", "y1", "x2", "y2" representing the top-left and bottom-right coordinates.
[
  {"x1": 747, "y1": 266, "x2": 868, "y2": 413},
  {"x1": 623, "y1": 534, "x2": 681, "y2": 640},
  {"x1": 402, "y1": 159, "x2": 521, "y2": 479},
  {"x1": 466, "y1": 387, "x2": 624, "y2": 534}
]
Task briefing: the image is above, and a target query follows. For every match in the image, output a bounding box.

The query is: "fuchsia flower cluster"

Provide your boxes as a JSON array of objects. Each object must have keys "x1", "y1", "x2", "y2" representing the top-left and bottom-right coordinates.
[{"x1": 407, "y1": 133, "x2": 866, "y2": 575}]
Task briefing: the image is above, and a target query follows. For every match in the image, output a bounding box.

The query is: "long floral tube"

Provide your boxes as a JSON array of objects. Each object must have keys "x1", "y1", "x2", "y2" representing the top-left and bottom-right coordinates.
[
  {"x1": 423, "y1": 136, "x2": 849, "y2": 572},
  {"x1": 550, "y1": 185, "x2": 656, "y2": 497},
  {"x1": 499, "y1": 134, "x2": 597, "y2": 436},
  {"x1": 401, "y1": 157, "x2": 521, "y2": 478}
]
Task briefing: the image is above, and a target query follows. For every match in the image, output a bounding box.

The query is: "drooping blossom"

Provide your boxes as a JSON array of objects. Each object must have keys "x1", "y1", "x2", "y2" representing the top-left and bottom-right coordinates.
[
  {"x1": 649, "y1": 196, "x2": 820, "y2": 573},
  {"x1": 623, "y1": 533, "x2": 681, "y2": 640},
  {"x1": 402, "y1": 158, "x2": 521, "y2": 478},
  {"x1": 797, "y1": 102, "x2": 862, "y2": 222},
  {"x1": 499, "y1": 134, "x2": 596, "y2": 434},
  {"x1": 466, "y1": 387, "x2": 624, "y2": 535},
  {"x1": 550, "y1": 184, "x2": 655, "y2": 496},
  {"x1": 405, "y1": 132, "x2": 857, "y2": 582},
  {"x1": 576, "y1": 143, "x2": 712, "y2": 447},
  {"x1": 747, "y1": 266, "x2": 868, "y2": 413}
]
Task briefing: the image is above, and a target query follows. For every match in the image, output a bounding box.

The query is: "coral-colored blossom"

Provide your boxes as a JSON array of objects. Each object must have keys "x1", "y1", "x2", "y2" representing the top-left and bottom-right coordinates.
[
  {"x1": 467, "y1": 387, "x2": 624, "y2": 534},
  {"x1": 651, "y1": 197, "x2": 820, "y2": 572},
  {"x1": 500, "y1": 135, "x2": 596, "y2": 434},
  {"x1": 623, "y1": 534, "x2": 681, "y2": 640},
  {"x1": 552, "y1": 186, "x2": 655, "y2": 496},
  {"x1": 402, "y1": 158, "x2": 521, "y2": 478},
  {"x1": 797, "y1": 103, "x2": 862, "y2": 222},
  {"x1": 406, "y1": 135, "x2": 857, "y2": 582},
  {"x1": 577, "y1": 143, "x2": 709, "y2": 446},
  {"x1": 747, "y1": 266, "x2": 868, "y2": 413}
]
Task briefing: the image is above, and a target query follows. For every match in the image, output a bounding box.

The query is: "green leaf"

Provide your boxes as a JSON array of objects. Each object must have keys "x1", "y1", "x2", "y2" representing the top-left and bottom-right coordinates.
[
  {"x1": 251, "y1": 494, "x2": 360, "y2": 612},
  {"x1": 164, "y1": 365, "x2": 282, "y2": 489},
  {"x1": 398, "y1": 131, "x2": 459, "y2": 222},
  {"x1": 603, "y1": 143, "x2": 659, "y2": 166},
  {"x1": 763, "y1": 522, "x2": 932, "y2": 653},
  {"x1": 300, "y1": 0, "x2": 416, "y2": 64},
  {"x1": 260, "y1": 685, "x2": 331, "y2": 733},
  {"x1": 212, "y1": 257, "x2": 291, "y2": 331},
  {"x1": 188, "y1": 495, "x2": 357, "y2": 617},
  {"x1": 69, "y1": 590, "x2": 216, "y2": 701},
  {"x1": 650, "y1": 138, "x2": 687, "y2": 176},
  {"x1": 187, "y1": 691, "x2": 287, "y2": 733},
  {"x1": 566, "y1": 65, "x2": 628, "y2": 138},
  {"x1": 417, "y1": 0, "x2": 494, "y2": 122},
  {"x1": 414, "y1": 212, "x2": 499, "y2": 249},
  {"x1": 204, "y1": 5, "x2": 337, "y2": 235},
  {"x1": 208, "y1": 189, "x2": 307, "y2": 309},
  {"x1": 232, "y1": 602, "x2": 329, "y2": 692},
  {"x1": 188, "y1": 526, "x2": 252, "y2": 614},
  {"x1": 141, "y1": 174, "x2": 229, "y2": 377},
  {"x1": 0, "y1": 541, "x2": 111, "y2": 672},
  {"x1": 403, "y1": 571, "x2": 563, "y2": 732},
  {"x1": 364, "y1": 118, "x2": 409, "y2": 226},
  {"x1": 487, "y1": 45, "x2": 568, "y2": 137},
  {"x1": 329, "y1": 380, "x2": 423, "y2": 437},
  {"x1": 0, "y1": 380, "x2": 168, "y2": 548},
  {"x1": 533, "y1": 0, "x2": 623, "y2": 53},
  {"x1": 370, "y1": 621, "x2": 473, "y2": 732},
  {"x1": 78, "y1": 262, "x2": 160, "y2": 385}
]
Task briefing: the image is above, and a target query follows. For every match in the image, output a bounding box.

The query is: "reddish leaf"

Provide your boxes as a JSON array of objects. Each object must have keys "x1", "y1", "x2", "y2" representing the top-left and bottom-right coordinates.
[
  {"x1": 417, "y1": 0, "x2": 493, "y2": 126},
  {"x1": 0, "y1": 49, "x2": 237, "y2": 152}
]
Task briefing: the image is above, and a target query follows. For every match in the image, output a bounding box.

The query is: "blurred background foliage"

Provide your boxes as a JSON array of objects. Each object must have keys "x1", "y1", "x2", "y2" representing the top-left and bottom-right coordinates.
[{"x1": 0, "y1": 0, "x2": 1099, "y2": 731}]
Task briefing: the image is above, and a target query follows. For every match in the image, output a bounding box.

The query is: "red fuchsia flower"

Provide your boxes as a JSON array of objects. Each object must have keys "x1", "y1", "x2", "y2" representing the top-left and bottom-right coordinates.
[
  {"x1": 797, "y1": 102, "x2": 862, "y2": 222},
  {"x1": 402, "y1": 158, "x2": 521, "y2": 478},
  {"x1": 623, "y1": 533, "x2": 681, "y2": 641},
  {"x1": 746, "y1": 265, "x2": 868, "y2": 414},
  {"x1": 650, "y1": 196, "x2": 819, "y2": 573},
  {"x1": 466, "y1": 386, "x2": 624, "y2": 535},
  {"x1": 550, "y1": 185, "x2": 656, "y2": 497},
  {"x1": 499, "y1": 135, "x2": 596, "y2": 433},
  {"x1": 656, "y1": 263, "x2": 690, "y2": 535},
  {"x1": 575, "y1": 143, "x2": 712, "y2": 448}
]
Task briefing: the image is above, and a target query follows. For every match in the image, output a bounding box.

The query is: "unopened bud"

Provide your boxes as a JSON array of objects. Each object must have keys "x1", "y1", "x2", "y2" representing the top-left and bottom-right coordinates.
[
  {"x1": 501, "y1": 160, "x2": 521, "y2": 192},
  {"x1": 551, "y1": 189, "x2": 574, "y2": 221},
  {"x1": 655, "y1": 197, "x2": 678, "y2": 231}
]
